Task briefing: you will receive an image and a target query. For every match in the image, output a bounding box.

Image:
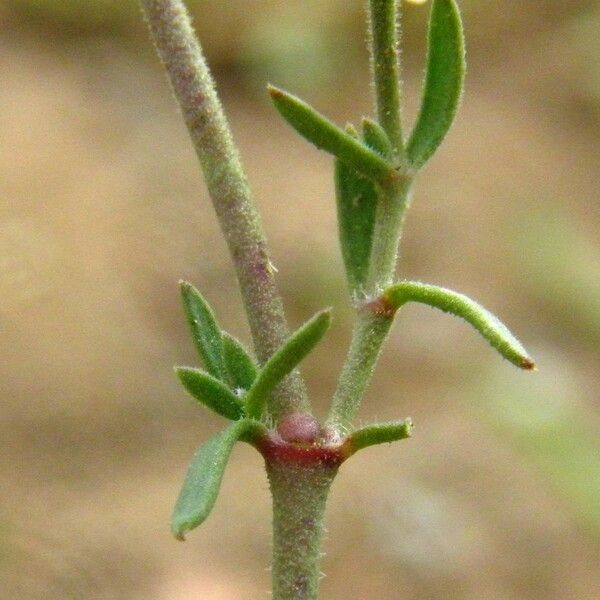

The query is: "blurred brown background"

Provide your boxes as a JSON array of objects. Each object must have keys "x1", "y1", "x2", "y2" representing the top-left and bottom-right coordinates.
[{"x1": 1, "y1": 0, "x2": 599, "y2": 598}]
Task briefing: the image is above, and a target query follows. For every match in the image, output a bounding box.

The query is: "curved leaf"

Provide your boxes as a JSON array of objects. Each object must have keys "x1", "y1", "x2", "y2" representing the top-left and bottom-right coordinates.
[
  {"x1": 171, "y1": 419, "x2": 264, "y2": 540},
  {"x1": 180, "y1": 281, "x2": 225, "y2": 379},
  {"x1": 268, "y1": 85, "x2": 396, "y2": 183},
  {"x1": 383, "y1": 281, "x2": 535, "y2": 370},
  {"x1": 176, "y1": 367, "x2": 245, "y2": 420},
  {"x1": 245, "y1": 309, "x2": 332, "y2": 418},
  {"x1": 406, "y1": 0, "x2": 465, "y2": 169},
  {"x1": 222, "y1": 333, "x2": 258, "y2": 392}
]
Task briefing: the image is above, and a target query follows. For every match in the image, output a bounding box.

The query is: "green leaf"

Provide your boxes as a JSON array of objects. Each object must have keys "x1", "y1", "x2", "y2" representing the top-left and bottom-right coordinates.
[
  {"x1": 171, "y1": 419, "x2": 265, "y2": 540},
  {"x1": 245, "y1": 309, "x2": 332, "y2": 418},
  {"x1": 345, "y1": 418, "x2": 413, "y2": 455},
  {"x1": 176, "y1": 367, "x2": 245, "y2": 420},
  {"x1": 180, "y1": 281, "x2": 225, "y2": 379},
  {"x1": 268, "y1": 85, "x2": 396, "y2": 183},
  {"x1": 222, "y1": 333, "x2": 258, "y2": 392},
  {"x1": 335, "y1": 121, "x2": 392, "y2": 295},
  {"x1": 383, "y1": 281, "x2": 536, "y2": 370},
  {"x1": 361, "y1": 118, "x2": 393, "y2": 159},
  {"x1": 406, "y1": 0, "x2": 465, "y2": 169}
]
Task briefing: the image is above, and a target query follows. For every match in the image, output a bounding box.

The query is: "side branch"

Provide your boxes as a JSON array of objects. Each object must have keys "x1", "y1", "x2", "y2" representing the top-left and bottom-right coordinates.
[{"x1": 140, "y1": 0, "x2": 308, "y2": 419}]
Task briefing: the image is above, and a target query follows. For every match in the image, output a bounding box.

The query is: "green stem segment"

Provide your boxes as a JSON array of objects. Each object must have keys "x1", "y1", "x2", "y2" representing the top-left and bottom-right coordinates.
[
  {"x1": 139, "y1": 0, "x2": 307, "y2": 418},
  {"x1": 327, "y1": 178, "x2": 411, "y2": 428},
  {"x1": 327, "y1": 310, "x2": 394, "y2": 427},
  {"x1": 328, "y1": 0, "x2": 412, "y2": 435},
  {"x1": 367, "y1": 177, "x2": 412, "y2": 293},
  {"x1": 268, "y1": 460, "x2": 338, "y2": 600},
  {"x1": 368, "y1": 0, "x2": 404, "y2": 156}
]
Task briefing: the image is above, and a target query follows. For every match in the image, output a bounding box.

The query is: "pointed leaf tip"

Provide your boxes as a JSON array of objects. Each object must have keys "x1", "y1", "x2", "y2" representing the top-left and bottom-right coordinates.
[
  {"x1": 176, "y1": 366, "x2": 245, "y2": 420},
  {"x1": 180, "y1": 281, "x2": 225, "y2": 380},
  {"x1": 268, "y1": 85, "x2": 396, "y2": 182},
  {"x1": 383, "y1": 281, "x2": 535, "y2": 370},
  {"x1": 171, "y1": 419, "x2": 263, "y2": 540},
  {"x1": 245, "y1": 309, "x2": 332, "y2": 418},
  {"x1": 407, "y1": 0, "x2": 465, "y2": 169}
]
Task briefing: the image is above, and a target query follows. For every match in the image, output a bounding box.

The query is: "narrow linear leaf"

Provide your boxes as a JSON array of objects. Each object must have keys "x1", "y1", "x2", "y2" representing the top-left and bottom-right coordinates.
[
  {"x1": 383, "y1": 281, "x2": 536, "y2": 370},
  {"x1": 406, "y1": 0, "x2": 465, "y2": 169},
  {"x1": 268, "y1": 85, "x2": 396, "y2": 182},
  {"x1": 171, "y1": 419, "x2": 265, "y2": 540},
  {"x1": 345, "y1": 418, "x2": 414, "y2": 455},
  {"x1": 361, "y1": 118, "x2": 393, "y2": 159},
  {"x1": 245, "y1": 309, "x2": 332, "y2": 418},
  {"x1": 176, "y1": 367, "x2": 245, "y2": 420},
  {"x1": 335, "y1": 161, "x2": 377, "y2": 295},
  {"x1": 336, "y1": 121, "x2": 392, "y2": 295},
  {"x1": 180, "y1": 281, "x2": 225, "y2": 379},
  {"x1": 222, "y1": 332, "x2": 258, "y2": 392}
]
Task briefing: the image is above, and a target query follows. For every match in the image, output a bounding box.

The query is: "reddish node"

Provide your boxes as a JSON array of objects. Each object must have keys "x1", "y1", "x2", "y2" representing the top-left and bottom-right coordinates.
[{"x1": 277, "y1": 412, "x2": 321, "y2": 445}]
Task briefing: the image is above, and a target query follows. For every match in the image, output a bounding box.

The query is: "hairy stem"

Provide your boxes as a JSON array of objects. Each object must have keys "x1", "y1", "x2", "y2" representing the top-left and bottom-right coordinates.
[
  {"x1": 327, "y1": 179, "x2": 410, "y2": 428},
  {"x1": 327, "y1": 310, "x2": 393, "y2": 427},
  {"x1": 368, "y1": 0, "x2": 404, "y2": 156},
  {"x1": 139, "y1": 0, "x2": 308, "y2": 419},
  {"x1": 330, "y1": 0, "x2": 413, "y2": 428},
  {"x1": 367, "y1": 177, "x2": 412, "y2": 293},
  {"x1": 268, "y1": 460, "x2": 338, "y2": 600}
]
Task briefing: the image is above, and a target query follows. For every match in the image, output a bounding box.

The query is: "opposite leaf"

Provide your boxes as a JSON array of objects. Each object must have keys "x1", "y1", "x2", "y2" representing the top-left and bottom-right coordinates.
[
  {"x1": 344, "y1": 418, "x2": 414, "y2": 456},
  {"x1": 222, "y1": 332, "x2": 258, "y2": 392},
  {"x1": 336, "y1": 122, "x2": 392, "y2": 295},
  {"x1": 176, "y1": 367, "x2": 245, "y2": 420},
  {"x1": 171, "y1": 419, "x2": 264, "y2": 540},
  {"x1": 180, "y1": 281, "x2": 225, "y2": 379},
  {"x1": 383, "y1": 281, "x2": 535, "y2": 370},
  {"x1": 245, "y1": 309, "x2": 332, "y2": 418},
  {"x1": 268, "y1": 85, "x2": 396, "y2": 183},
  {"x1": 406, "y1": 0, "x2": 465, "y2": 169}
]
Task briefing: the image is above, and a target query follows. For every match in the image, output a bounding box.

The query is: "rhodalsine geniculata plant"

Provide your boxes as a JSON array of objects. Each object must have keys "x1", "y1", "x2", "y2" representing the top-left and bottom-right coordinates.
[{"x1": 139, "y1": 1, "x2": 535, "y2": 598}]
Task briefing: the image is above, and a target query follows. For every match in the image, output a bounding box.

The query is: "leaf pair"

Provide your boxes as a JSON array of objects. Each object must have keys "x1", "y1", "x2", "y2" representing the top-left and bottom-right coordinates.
[
  {"x1": 177, "y1": 282, "x2": 332, "y2": 420},
  {"x1": 269, "y1": 1, "x2": 464, "y2": 173},
  {"x1": 382, "y1": 281, "x2": 536, "y2": 370},
  {"x1": 173, "y1": 285, "x2": 333, "y2": 540},
  {"x1": 269, "y1": 1, "x2": 465, "y2": 294},
  {"x1": 177, "y1": 281, "x2": 258, "y2": 420}
]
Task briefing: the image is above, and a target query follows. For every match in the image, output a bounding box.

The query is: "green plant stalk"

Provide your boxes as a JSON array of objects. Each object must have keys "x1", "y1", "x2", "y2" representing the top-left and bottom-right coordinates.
[
  {"x1": 327, "y1": 310, "x2": 394, "y2": 428},
  {"x1": 328, "y1": 0, "x2": 411, "y2": 429},
  {"x1": 328, "y1": 178, "x2": 411, "y2": 427},
  {"x1": 139, "y1": 0, "x2": 307, "y2": 419},
  {"x1": 368, "y1": 0, "x2": 404, "y2": 157},
  {"x1": 367, "y1": 176, "x2": 412, "y2": 292},
  {"x1": 267, "y1": 460, "x2": 338, "y2": 600}
]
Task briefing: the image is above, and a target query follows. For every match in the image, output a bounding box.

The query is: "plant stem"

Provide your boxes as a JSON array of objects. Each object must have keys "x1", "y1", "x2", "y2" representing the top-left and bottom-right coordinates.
[
  {"x1": 267, "y1": 459, "x2": 338, "y2": 600},
  {"x1": 329, "y1": 0, "x2": 412, "y2": 429},
  {"x1": 367, "y1": 177, "x2": 412, "y2": 293},
  {"x1": 327, "y1": 178, "x2": 410, "y2": 428},
  {"x1": 139, "y1": 0, "x2": 308, "y2": 420},
  {"x1": 368, "y1": 0, "x2": 404, "y2": 157},
  {"x1": 327, "y1": 310, "x2": 393, "y2": 428}
]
